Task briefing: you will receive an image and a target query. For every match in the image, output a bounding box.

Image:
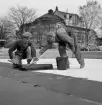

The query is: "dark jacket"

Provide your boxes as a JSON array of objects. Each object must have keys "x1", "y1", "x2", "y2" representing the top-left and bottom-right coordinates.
[{"x1": 8, "y1": 39, "x2": 36, "y2": 59}]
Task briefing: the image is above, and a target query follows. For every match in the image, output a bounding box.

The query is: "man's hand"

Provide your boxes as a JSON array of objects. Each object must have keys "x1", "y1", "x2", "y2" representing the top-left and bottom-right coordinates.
[
  {"x1": 11, "y1": 59, "x2": 17, "y2": 64},
  {"x1": 33, "y1": 57, "x2": 39, "y2": 62},
  {"x1": 26, "y1": 57, "x2": 39, "y2": 67}
]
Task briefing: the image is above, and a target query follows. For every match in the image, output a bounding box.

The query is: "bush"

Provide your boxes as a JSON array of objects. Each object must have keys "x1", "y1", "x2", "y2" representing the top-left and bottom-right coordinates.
[
  {"x1": 88, "y1": 45, "x2": 100, "y2": 51},
  {"x1": 80, "y1": 45, "x2": 100, "y2": 51},
  {"x1": 80, "y1": 46, "x2": 88, "y2": 51}
]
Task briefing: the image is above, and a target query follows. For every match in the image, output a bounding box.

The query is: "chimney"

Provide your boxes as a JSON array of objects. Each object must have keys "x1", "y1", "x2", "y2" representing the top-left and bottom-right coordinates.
[
  {"x1": 48, "y1": 9, "x2": 53, "y2": 14},
  {"x1": 55, "y1": 6, "x2": 58, "y2": 11}
]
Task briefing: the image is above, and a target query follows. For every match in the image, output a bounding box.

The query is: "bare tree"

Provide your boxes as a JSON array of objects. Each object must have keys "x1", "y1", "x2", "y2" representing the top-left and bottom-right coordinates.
[
  {"x1": 0, "y1": 17, "x2": 16, "y2": 39},
  {"x1": 79, "y1": 0, "x2": 102, "y2": 45},
  {"x1": 79, "y1": 1, "x2": 101, "y2": 29},
  {"x1": 8, "y1": 5, "x2": 37, "y2": 35}
]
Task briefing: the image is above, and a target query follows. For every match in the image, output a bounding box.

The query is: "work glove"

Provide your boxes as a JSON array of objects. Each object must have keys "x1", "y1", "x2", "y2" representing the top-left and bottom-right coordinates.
[{"x1": 27, "y1": 57, "x2": 39, "y2": 67}]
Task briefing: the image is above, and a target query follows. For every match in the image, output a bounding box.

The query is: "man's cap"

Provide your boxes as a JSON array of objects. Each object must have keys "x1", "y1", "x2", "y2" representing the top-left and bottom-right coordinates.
[{"x1": 22, "y1": 32, "x2": 32, "y2": 38}]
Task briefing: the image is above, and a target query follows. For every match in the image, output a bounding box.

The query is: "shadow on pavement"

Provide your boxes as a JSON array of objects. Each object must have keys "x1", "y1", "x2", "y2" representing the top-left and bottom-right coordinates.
[{"x1": 0, "y1": 62, "x2": 102, "y2": 104}]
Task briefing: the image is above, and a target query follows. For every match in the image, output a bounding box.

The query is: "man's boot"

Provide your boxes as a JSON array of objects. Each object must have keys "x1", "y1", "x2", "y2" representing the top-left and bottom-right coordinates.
[
  {"x1": 13, "y1": 63, "x2": 19, "y2": 69},
  {"x1": 80, "y1": 63, "x2": 85, "y2": 69},
  {"x1": 18, "y1": 65, "x2": 27, "y2": 71},
  {"x1": 13, "y1": 63, "x2": 27, "y2": 71},
  {"x1": 79, "y1": 58, "x2": 85, "y2": 69}
]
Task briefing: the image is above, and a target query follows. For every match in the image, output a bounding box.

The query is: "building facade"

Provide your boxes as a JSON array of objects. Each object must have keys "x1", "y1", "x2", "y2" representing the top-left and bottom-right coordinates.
[{"x1": 20, "y1": 7, "x2": 96, "y2": 48}]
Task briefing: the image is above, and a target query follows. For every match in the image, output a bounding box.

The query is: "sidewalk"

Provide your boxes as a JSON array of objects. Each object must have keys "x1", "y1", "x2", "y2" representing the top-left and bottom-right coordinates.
[{"x1": 0, "y1": 58, "x2": 102, "y2": 105}]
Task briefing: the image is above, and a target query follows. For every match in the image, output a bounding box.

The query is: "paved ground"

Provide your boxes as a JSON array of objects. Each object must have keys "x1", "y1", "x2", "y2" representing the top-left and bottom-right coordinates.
[
  {"x1": 0, "y1": 48, "x2": 102, "y2": 105},
  {"x1": 0, "y1": 58, "x2": 102, "y2": 105}
]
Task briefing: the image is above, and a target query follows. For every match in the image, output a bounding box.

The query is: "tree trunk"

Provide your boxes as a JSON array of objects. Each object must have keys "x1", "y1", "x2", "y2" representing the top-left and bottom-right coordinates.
[{"x1": 85, "y1": 28, "x2": 88, "y2": 46}]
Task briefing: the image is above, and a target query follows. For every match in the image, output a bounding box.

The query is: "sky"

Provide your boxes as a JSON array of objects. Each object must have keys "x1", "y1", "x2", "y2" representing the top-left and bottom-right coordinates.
[{"x1": 0, "y1": 0, "x2": 102, "y2": 18}]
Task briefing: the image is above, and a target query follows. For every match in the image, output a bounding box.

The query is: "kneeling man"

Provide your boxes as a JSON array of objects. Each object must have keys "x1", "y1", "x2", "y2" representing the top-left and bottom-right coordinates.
[{"x1": 8, "y1": 32, "x2": 38, "y2": 71}]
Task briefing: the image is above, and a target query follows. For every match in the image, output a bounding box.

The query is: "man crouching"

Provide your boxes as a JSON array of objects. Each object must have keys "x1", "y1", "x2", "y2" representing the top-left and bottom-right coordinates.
[{"x1": 8, "y1": 32, "x2": 38, "y2": 71}]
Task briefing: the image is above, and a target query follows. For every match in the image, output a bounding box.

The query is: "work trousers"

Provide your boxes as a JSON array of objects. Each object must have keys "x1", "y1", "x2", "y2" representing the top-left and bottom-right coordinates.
[
  {"x1": 40, "y1": 32, "x2": 84, "y2": 65},
  {"x1": 14, "y1": 46, "x2": 35, "y2": 65}
]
